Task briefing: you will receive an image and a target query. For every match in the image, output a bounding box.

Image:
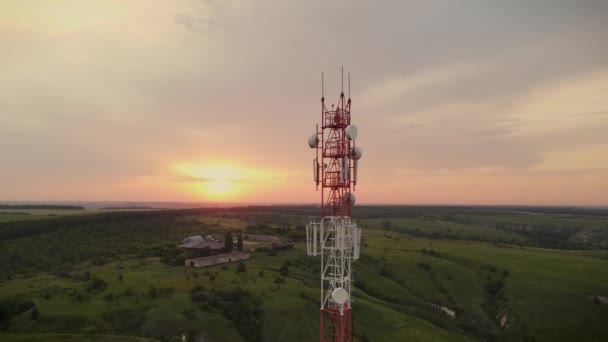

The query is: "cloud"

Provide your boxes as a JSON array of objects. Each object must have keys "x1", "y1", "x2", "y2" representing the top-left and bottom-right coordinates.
[{"x1": 174, "y1": 0, "x2": 222, "y2": 33}]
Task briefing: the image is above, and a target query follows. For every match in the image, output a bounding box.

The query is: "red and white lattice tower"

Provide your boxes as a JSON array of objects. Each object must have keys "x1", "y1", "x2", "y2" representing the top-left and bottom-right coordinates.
[{"x1": 306, "y1": 69, "x2": 362, "y2": 342}]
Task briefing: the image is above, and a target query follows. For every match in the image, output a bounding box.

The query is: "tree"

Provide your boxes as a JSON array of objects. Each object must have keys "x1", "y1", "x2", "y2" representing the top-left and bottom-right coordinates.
[
  {"x1": 280, "y1": 264, "x2": 289, "y2": 276},
  {"x1": 104, "y1": 292, "x2": 114, "y2": 302},
  {"x1": 382, "y1": 220, "x2": 392, "y2": 230},
  {"x1": 224, "y1": 231, "x2": 233, "y2": 252},
  {"x1": 87, "y1": 278, "x2": 107, "y2": 292},
  {"x1": 237, "y1": 232, "x2": 244, "y2": 252},
  {"x1": 30, "y1": 306, "x2": 39, "y2": 320}
]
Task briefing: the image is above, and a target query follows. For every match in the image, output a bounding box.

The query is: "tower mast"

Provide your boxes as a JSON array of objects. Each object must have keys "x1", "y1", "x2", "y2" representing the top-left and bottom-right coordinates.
[{"x1": 307, "y1": 69, "x2": 363, "y2": 342}]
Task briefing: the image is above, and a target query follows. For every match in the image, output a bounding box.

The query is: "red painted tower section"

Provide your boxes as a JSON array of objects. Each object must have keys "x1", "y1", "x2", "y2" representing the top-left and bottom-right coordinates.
[{"x1": 314, "y1": 90, "x2": 354, "y2": 218}]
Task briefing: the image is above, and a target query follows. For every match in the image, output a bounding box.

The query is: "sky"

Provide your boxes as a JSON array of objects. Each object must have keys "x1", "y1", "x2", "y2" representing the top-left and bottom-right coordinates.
[{"x1": 1, "y1": 0, "x2": 608, "y2": 206}]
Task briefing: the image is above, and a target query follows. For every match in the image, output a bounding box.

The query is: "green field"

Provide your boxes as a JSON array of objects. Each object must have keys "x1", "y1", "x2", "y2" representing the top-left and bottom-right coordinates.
[
  {"x1": 358, "y1": 217, "x2": 530, "y2": 243},
  {"x1": 0, "y1": 208, "x2": 164, "y2": 223},
  {"x1": 0, "y1": 332, "x2": 152, "y2": 341},
  {"x1": 1, "y1": 206, "x2": 607, "y2": 341},
  {"x1": 0, "y1": 210, "x2": 83, "y2": 222}
]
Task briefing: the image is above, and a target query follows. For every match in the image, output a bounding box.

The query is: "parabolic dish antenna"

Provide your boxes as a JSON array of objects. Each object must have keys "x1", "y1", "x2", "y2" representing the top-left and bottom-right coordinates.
[
  {"x1": 345, "y1": 125, "x2": 358, "y2": 140},
  {"x1": 308, "y1": 134, "x2": 319, "y2": 148},
  {"x1": 331, "y1": 287, "x2": 349, "y2": 305},
  {"x1": 344, "y1": 192, "x2": 356, "y2": 205}
]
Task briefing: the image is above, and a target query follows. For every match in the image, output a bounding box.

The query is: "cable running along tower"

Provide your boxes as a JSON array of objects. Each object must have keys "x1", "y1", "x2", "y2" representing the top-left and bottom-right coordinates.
[{"x1": 307, "y1": 69, "x2": 362, "y2": 342}]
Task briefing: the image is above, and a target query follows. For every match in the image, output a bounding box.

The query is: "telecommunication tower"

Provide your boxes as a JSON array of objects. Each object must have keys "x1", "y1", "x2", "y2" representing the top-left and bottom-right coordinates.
[{"x1": 306, "y1": 69, "x2": 362, "y2": 342}]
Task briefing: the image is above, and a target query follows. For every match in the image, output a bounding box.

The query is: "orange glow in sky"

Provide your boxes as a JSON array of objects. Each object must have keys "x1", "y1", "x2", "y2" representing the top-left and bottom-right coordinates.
[
  {"x1": 166, "y1": 161, "x2": 289, "y2": 202},
  {"x1": 170, "y1": 162, "x2": 243, "y2": 200}
]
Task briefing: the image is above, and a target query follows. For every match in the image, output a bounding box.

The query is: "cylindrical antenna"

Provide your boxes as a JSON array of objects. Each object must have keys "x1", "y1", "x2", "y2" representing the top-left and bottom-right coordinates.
[
  {"x1": 348, "y1": 73, "x2": 351, "y2": 99},
  {"x1": 341, "y1": 66, "x2": 344, "y2": 93},
  {"x1": 322, "y1": 72, "x2": 324, "y2": 98}
]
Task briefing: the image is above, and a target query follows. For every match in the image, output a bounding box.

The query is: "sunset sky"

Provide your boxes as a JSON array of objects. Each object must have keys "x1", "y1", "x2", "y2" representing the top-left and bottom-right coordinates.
[{"x1": 1, "y1": 0, "x2": 608, "y2": 205}]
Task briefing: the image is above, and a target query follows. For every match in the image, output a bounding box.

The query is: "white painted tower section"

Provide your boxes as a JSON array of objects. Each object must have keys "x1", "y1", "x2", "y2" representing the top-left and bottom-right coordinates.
[{"x1": 307, "y1": 217, "x2": 361, "y2": 314}]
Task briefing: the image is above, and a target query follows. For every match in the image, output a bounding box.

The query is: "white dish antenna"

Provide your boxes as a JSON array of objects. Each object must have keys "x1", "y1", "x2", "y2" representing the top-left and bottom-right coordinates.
[
  {"x1": 344, "y1": 192, "x2": 356, "y2": 205},
  {"x1": 308, "y1": 134, "x2": 319, "y2": 148},
  {"x1": 345, "y1": 125, "x2": 358, "y2": 140},
  {"x1": 331, "y1": 287, "x2": 349, "y2": 305}
]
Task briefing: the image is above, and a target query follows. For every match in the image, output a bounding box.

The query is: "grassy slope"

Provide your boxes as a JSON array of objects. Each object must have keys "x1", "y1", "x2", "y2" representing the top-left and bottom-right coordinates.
[
  {"x1": 359, "y1": 217, "x2": 529, "y2": 243},
  {"x1": 0, "y1": 247, "x2": 470, "y2": 341},
  {"x1": 457, "y1": 212, "x2": 608, "y2": 229},
  {"x1": 363, "y1": 230, "x2": 608, "y2": 341},
  {"x1": 456, "y1": 212, "x2": 608, "y2": 247}
]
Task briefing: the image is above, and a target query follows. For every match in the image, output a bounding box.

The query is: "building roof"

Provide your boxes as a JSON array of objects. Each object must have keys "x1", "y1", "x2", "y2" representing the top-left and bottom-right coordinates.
[
  {"x1": 186, "y1": 252, "x2": 249, "y2": 263},
  {"x1": 182, "y1": 236, "x2": 204, "y2": 244},
  {"x1": 180, "y1": 240, "x2": 225, "y2": 250},
  {"x1": 179, "y1": 235, "x2": 205, "y2": 248},
  {"x1": 243, "y1": 234, "x2": 280, "y2": 241}
]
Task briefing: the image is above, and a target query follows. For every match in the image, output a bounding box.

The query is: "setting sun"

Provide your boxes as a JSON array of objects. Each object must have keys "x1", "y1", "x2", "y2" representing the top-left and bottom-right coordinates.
[
  {"x1": 172, "y1": 162, "x2": 242, "y2": 200},
  {"x1": 202, "y1": 178, "x2": 234, "y2": 197},
  {"x1": 168, "y1": 160, "x2": 288, "y2": 201}
]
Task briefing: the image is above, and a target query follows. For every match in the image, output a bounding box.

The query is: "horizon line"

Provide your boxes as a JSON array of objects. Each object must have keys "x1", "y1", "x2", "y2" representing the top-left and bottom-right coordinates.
[{"x1": 1, "y1": 200, "x2": 606, "y2": 209}]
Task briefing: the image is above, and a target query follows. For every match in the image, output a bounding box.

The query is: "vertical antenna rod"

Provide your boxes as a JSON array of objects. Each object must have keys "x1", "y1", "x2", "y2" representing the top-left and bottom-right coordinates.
[
  {"x1": 322, "y1": 72, "x2": 324, "y2": 98},
  {"x1": 348, "y1": 74, "x2": 351, "y2": 99},
  {"x1": 341, "y1": 66, "x2": 344, "y2": 93}
]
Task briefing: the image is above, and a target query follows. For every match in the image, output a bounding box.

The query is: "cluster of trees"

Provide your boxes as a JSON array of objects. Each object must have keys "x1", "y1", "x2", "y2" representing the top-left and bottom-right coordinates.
[
  {"x1": 245, "y1": 224, "x2": 290, "y2": 236},
  {"x1": 190, "y1": 286, "x2": 262, "y2": 342},
  {"x1": 145, "y1": 244, "x2": 189, "y2": 266},
  {"x1": 87, "y1": 277, "x2": 108, "y2": 292},
  {"x1": 244, "y1": 224, "x2": 306, "y2": 241},
  {"x1": 0, "y1": 212, "x2": 209, "y2": 279},
  {"x1": 224, "y1": 231, "x2": 244, "y2": 252}
]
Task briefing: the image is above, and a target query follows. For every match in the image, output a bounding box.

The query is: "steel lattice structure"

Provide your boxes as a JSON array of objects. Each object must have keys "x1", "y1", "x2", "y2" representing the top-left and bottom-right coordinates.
[{"x1": 307, "y1": 70, "x2": 362, "y2": 342}]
